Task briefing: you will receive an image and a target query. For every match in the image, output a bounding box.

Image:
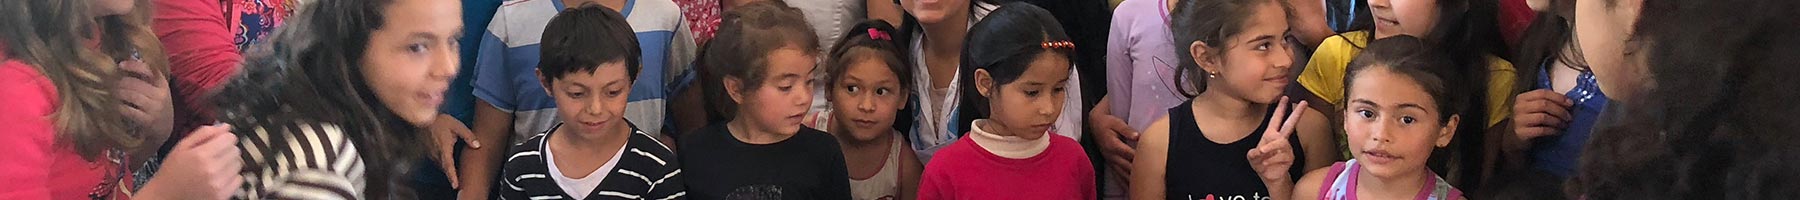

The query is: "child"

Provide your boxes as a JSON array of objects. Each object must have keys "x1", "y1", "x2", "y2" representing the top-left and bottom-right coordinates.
[
  {"x1": 896, "y1": 0, "x2": 1086, "y2": 164},
  {"x1": 1293, "y1": 36, "x2": 1467, "y2": 200},
  {"x1": 0, "y1": 0, "x2": 242, "y2": 198},
  {"x1": 802, "y1": 20, "x2": 925, "y2": 200},
  {"x1": 915, "y1": 3, "x2": 1095, "y2": 199},
  {"x1": 1484, "y1": 0, "x2": 1597, "y2": 195},
  {"x1": 678, "y1": 2, "x2": 852, "y2": 199},
  {"x1": 463, "y1": 0, "x2": 695, "y2": 196},
  {"x1": 1570, "y1": 0, "x2": 1800, "y2": 198},
  {"x1": 207, "y1": 0, "x2": 464, "y2": 197},
  {"x1": 1293, "y1": 0, "x2": 1513, "y2": 187},
  {"x1": 496, "y1": 6, "x2": 685, "y2": 200},
  {"x1": 1129, "y1": 0, "x2": 1337, "y2": 198}
]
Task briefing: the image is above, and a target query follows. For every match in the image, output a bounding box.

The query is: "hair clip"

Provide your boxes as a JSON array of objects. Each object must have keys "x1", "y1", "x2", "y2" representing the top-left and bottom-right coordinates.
[
  {"x1": 1041, "y1": 41, "x2": 1074, "y2": 49},
  {"x1": 868, "y1": 28, "x2": 891, "y2": 41}
]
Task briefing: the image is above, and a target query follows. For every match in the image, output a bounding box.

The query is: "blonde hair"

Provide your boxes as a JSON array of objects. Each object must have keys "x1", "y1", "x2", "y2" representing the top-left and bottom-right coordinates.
[{"x1": 0, "y1": 0, "x2": 170, "y2": 160}]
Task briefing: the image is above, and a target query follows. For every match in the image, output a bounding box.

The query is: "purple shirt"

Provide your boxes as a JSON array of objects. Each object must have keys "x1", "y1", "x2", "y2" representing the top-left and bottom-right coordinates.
[{"x1": 1107, "y1": 0, "x2": 1188, "y2": 132}]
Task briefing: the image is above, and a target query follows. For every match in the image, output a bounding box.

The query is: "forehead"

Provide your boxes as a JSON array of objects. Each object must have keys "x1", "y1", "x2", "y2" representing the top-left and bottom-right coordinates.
[
  {"x1": 843, "y1": 59, "x2": 898, "y2": 81},
  {"x1": 1017, "y1": 53, "x2": 1072, "y2": 82},
  {"x1": 765, "y1": 47, "x2": 817, "y2": 76},
  {"x1": 1347, "y1": 67, "x2": 1437, "y2": 110},
  {"x1": 557, "y1": 62, "x2": 633, "y2": 84},
  {"x1": 1240, "y1": 2, "x2": 1290, "y2": 37}
]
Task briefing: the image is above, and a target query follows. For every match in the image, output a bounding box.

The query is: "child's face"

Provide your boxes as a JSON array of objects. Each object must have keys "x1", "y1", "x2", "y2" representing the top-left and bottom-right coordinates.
[
  {"x1": 1343, "y1": 66, "x2": 1457, "y2": 178},
  {"x1": 542, "y1": 62, "x2": 633, "y2": 135},
  {"x1": 1574, "y1": 0, "x2": 1646, "y2": 102},
  {"x1": 731, "y1": 47, "x2": 818, "y2": 135},
  {"x1": 901, "y1": 0, "x2": 972, "y2": 25},
  {"x1": 360, "y1": 0, "x2": 462, "y2": 126},
  {"x1": 829, "y1": 57, "x2": 907, "y2": 142},
  {"x1": 1369, "y1": 0, "x2": 1441, "y2": 39},
  {"x1": 1202, "y1": 2, "x2": 1294, "y2": 104},
  {"x1": 975, "y1": 53, "x2": 1071, "y2": 140}
]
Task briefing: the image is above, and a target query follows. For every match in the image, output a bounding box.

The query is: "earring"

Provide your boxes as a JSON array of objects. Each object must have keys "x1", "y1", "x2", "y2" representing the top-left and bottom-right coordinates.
[{"x1": 1207, "y1": 71, "x2": 1219, "y2": 79}]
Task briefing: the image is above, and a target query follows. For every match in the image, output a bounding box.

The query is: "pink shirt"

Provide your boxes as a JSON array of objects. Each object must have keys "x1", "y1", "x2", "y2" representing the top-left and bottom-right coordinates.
[
  {"x1": 917, "y1": 126, "x2": 1095, "y2": 200},
  {"x1": 0, "y1": 50, "x2": 126, "y2": 199}
]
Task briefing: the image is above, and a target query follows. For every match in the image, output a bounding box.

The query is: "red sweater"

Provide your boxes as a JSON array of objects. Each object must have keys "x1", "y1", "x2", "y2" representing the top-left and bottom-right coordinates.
[
  {"x1": 917, "y1": 133, "x2": 1096, "y2": 200},
  {"x1": 0, "y1": 50, "x2": 125, "y2": 199}
]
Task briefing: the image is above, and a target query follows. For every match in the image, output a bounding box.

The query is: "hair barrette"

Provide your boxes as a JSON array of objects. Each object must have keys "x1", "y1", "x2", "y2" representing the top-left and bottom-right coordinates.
[
  {"x1": 868, "y1": 28, "x2": 891, "y2": 41},
  {"x1": 1041, "y1": 41, "x2": 1074, "y2": 49}
]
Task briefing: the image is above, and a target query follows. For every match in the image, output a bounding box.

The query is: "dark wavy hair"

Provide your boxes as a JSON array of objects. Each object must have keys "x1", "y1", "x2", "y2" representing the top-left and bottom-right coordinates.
[
  {"x1": 697, "y1": 1, "x2": 820, "y2": 121},
  {"x1": 212, "y1": 0, "x2": 425, "y2": 198},
  {"x1": 951, "y1": 2, "x2": 1076, "y2": 134},
  {"x1": 1572, "y1": 0, "x2": 1800, "y2": 198}
]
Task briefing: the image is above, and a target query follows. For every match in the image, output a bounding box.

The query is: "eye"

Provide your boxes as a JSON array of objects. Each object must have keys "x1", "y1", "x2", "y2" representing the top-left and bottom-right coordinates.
[
  {"x1": 1400, "y1": 116, "x2": 1417, "y2": 124},
  {"x1": 1254, "y1": 42, "x2": 1272, "y2": 51},
  {"x1": 847, "y1": 85, "x2": 861, "y2": 93},
  {"x1": 568, "y1": 91, "x2": 587, "y2": 98},
  {"x1": 1356, "y1": 109, "x2": 1375, "y2": 119},
  {"x1": 779, "y1": 85, "x2": 795, "y2": 92},
  {"x1": 1024, "y1": 90, "x2": 1041, "y2": 96},
  {"x1": 606, "y1": 89, "x2": 624, "y2": 97},
  {"x1": 408, "y1": 43, "x2": 429, "y2": 53},
  {"x1": 1052, "y1": 86, "x2": 1067, "y2": 94},
  {"x1": 874, "y1": 88, "x2": 890, "y2": 96}
]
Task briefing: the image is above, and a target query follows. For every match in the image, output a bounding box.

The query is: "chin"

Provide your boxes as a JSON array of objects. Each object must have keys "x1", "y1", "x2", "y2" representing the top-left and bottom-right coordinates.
[{"x1": 401, "y1": 110, "x2": 438, "y2": 126}]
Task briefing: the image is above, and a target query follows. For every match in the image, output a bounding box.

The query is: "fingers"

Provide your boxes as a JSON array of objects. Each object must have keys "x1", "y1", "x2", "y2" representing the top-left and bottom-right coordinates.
[
  {"x1": 1516, "y1": 126, "x2": 1559, "y2": 139},
  {"x1": 1263, "y1": 96, "x2": 1291, "y2": 141},
  {"x1": 456, "y1": 127, "x2": 481, "y2": 149},
  {"x1": 1518, "y1": 112, "x2": 1569, "y2": 129},
  {"x1": 439, "y1": 149, "x2": 461, "y2": 188},
  {"x1": 1275, "y1": 101, "x2": 1307, "y2": 140},
  {"x1": 118, "y1": 60, "x2": 157, "y2": 81}
]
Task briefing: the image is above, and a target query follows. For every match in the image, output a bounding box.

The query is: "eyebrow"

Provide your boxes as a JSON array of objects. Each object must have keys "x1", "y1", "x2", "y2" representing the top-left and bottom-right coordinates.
[
  {"x1": 602, "y1": 79, "x2": 624, "y2": 89},
  {"x1": 1245, "y1": 35, "x2": 1277, "y2": 45},
  {"x1": 1351, "y1": 99, "x2": 1380, "y2": 108},
  {"x1": 1397, "y1": 103, "x2": 1429, "y2": 112}
]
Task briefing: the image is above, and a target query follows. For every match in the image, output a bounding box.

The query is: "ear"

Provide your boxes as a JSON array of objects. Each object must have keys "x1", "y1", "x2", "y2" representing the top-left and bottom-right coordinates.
[
  {"x1": 1189, "y1": 41, "x2": 1221, "y2": 74},
  {"x1": 1436, "y1": 114, "x2": 1460, "y2": 147},
  {"x1": 724, "y1": 76, "x2": 747, "y2": 104},
  {"x1": 974, "y1": 69, "x2": 995, "y2": 98},
  {"x1": 536, "y1": 69, "x2": 553, "y2": 94}
]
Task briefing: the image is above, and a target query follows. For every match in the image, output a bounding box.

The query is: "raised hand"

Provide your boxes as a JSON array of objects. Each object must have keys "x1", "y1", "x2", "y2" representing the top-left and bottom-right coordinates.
[{"x1": 1247, "y1": 97, "x2": 1306, "y2": 184}]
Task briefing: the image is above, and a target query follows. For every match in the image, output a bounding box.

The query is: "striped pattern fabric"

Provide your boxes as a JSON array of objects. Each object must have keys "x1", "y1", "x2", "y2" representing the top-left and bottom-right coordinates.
[
  {"x1": 236, "y1": 123, "x2": 365, "y2": 200},
  {"x1": 499, "y1": 123, "x2": 686, "y2": 200}
]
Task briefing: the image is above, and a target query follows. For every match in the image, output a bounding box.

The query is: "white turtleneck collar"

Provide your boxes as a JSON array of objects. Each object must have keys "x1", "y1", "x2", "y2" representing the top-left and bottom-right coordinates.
[{"x1": 968, "y1": 119, "x2": 1051, "y2": 159}]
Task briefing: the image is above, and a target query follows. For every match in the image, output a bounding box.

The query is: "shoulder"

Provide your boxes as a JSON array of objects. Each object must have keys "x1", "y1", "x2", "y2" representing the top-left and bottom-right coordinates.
[
  {"x1": 240, "y1": 122, "x2": 362, "y2": 166},
  {"x1": 796, "y1": 127, "x2": 845, "y2": 153},
  {"x1": 1292, "y1": 161, "x2": 1344, "y2": 200},
  {"x1": 1046, "y1": 136, "x2": 1091, "y2": 163},
  {"x1": 505, "y1": 133, "x2": 549, "y2": 164},
  {"x1": 0, "y1": 60, "x2": 56, "y2": 114},
  {"x1": 628, "y1": 128, "x2": 678, "y2": 162}
]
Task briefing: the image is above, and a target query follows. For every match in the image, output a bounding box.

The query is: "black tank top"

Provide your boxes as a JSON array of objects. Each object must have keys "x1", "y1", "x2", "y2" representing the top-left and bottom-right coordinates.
[{"x1": 1163, "y1": 100, "x2": 1308, "y2": 199}]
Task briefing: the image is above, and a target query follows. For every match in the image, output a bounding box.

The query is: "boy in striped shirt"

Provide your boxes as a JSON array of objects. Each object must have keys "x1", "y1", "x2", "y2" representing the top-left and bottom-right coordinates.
[{"x1": 496, "y1": 6, "x2": 684, "y2": 200}]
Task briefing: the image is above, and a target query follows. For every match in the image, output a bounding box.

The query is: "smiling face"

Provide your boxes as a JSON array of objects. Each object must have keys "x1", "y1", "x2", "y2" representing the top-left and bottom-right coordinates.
[
  {"x1": 1197, "y1": 2, "x2": 1294, "y2": 104},
  {"x1": 900, "y1": 0, "x2": 972, "y2": 25},
  {"x1": 360, "y1": 0, "x2": 462, "y2": 126},
  {"x1": 1369, "y1": 0, "x2": 1441, "y2": 39},
  {"x1": 975, "y1": 52, "x2": 1071, "y2": 140},
  {"x1": 542, "y1": 62, "x2": 633, "y2": 136},
  {"x1": 829, "y1": 55, "x2": 908, "y2": 142},
  {"x1": 1343, "y1": 66, "x2": 1457, "y2": 178},
  {"x1": 728, "y1": 46, "x2": 819, "y2": 136}
]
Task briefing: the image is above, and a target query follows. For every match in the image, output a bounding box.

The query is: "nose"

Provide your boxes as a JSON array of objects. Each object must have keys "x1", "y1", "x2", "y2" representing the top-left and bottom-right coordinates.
[
  {"x1": 1271, "y1": 42, "x2": 1295, "y2": 72},
  {"x1": 795, "y1": 83, "x2": 815, "y2": 108},
  {"x1": 584, "y1": 95, "x2": 609, "y2": 118},
  {"x1": 1369, "y1": 120, "x2": 1394, "y2": 143},
  {"x1": 430, "y1": 42, "x2": 459, "y2": 80},
  {"x1": 1369, "y1": 0, "x2": 1391, "y2": 11},
  {"x1": 856, "y1": 93, "x2": 876, "y2": 113}
]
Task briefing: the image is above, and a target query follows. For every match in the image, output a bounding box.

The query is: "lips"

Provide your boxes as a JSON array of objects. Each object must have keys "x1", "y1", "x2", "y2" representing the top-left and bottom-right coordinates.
[
  {"x1": 1361, "y1": 149, "x2": 1403, "y2": 164},
  {"x1": 851, "y1": 118, "x2": 880, "y2": 128}
]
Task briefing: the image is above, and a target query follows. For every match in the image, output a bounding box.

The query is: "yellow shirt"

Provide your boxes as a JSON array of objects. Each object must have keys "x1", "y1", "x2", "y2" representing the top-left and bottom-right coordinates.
[{"x1": 1297, "y1": 31, "x2": 1516, "y2": 127}]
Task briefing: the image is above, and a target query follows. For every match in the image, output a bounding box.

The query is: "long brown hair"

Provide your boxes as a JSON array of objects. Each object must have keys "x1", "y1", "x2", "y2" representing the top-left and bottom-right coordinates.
[{"x1": 0, "y1": 0, "x2": 170, "y2": 160}]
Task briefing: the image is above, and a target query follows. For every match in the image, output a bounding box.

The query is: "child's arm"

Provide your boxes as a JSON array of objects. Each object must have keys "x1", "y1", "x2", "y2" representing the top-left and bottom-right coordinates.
[
  {"x1": 461, "y1": 18, "x2": 518, "y2": 199},
  {"x1": 898, "y1": 137, "x2": 925, "y2": 200},
  {"x1": 1290, "y1": 166, "x2": 1334, "y2": 200},
  {"x1": 1128, "y1": 116, "x2": 1173, "y2": 200}
]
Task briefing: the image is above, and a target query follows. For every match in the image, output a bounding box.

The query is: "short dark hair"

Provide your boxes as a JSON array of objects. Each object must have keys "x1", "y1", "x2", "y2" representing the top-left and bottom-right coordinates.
[{"x1": 538, "y1": 4, "x2": 641, "y2": 85}]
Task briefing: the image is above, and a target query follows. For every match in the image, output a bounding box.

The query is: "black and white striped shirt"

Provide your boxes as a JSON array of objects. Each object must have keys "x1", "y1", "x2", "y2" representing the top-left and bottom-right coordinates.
[
  {"x1": 500, "y1": 123, "x2": 686, "y2": 200},
  {"x1": 236, "y1": 123, "x2": 366, "y2": 200}
]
